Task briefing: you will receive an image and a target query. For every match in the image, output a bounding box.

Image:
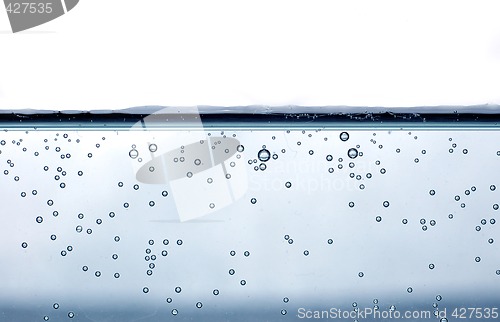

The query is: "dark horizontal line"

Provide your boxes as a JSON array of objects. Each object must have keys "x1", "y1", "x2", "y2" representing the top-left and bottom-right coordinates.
[{"x1": 1, "y1": 108, "x2": 500, "y2": 128}]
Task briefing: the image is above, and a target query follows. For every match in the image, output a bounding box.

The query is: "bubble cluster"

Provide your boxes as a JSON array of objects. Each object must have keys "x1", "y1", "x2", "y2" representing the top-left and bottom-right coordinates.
[{"x1": 4, "y1": 126, "x2": 500, "y2": 320}]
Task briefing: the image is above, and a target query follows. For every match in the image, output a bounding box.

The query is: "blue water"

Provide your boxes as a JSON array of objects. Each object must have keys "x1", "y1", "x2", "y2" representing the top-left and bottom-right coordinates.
[{"x1": 1, "y1": 108, "x2": 499, "y2": 321}]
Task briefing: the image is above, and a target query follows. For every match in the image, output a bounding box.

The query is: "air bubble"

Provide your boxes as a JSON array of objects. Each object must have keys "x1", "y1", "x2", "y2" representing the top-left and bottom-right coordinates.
[
  {"x1": 407, "y1": 287, "x2": 413, "y2": 293},
  {"x1": 95, "y1": 271, "x2": 101, "y2": 277},
  {"x1": 114, "y1": 273, "x2": 120, "y2": 278},
  {"x1": 281, "y1": 309, "x2": 287, "y2": 315},
  {"x1": 237, "y1": 145, "x2": 244, "y2": 152},
  {"x1": 429, "y1": 190, "x2": 435, "y2": 196},
  {"x1": 327, "y1": 239, "x2": 334, "y2": 244},
  {"x1": 129, "y1": 149, "x2": 139, "y2": 159},
  {"x1": 213, "y1": 289, "x2": 219, "y2": 295},
  {"x1": 383, "y1": 201, "x2": 390, "y2": 207},
  {"x1": 171, "y1": 309, "x2": 178, "y2": 316},
  {"x1": 175, "y1": 286, "x2": 182, "y2": 293},
  {"x1": 149, "y1": 144, "x2": 157, "y2": 152},
  {"x1": 258, "y1": 149, "x2": 271, "y2": 162},
  {"x1": 358, "y1": 272, "x2": 364, "y2": 277},
  {"x1": 376, "y1": 216, "x2": 382, "y2": 222},
  {"x1": 229, "y1": 269, "x2": 235, "y2": 275},
  {"x1": 402, "y1": 219, "x2": 408, "y2": 224},
  {"x1": 475, "y1": 256, "x2": 481, "y2": 262},
  {"x1": 347, "y1": 148, "x2": 358, "y2": 159},
  {"x1": 490, "y1": 185, "x2": 496, "y2": 191},
  {"x1": 68, "y1": 312, "x2": 74, "y2": 319},
  {"x1": 339, "y1": 132, "x2": 349, "y2": 141},
  {"x1": 82, "y1": 266, "x2": 88, "y2": 272},
  {"x1": 53, "y1": 303, "x2": 59, "y2": 309},
  {"x1": 114, "y1": 236, "x2": 120, "y2": 242},
  {"x1": 240, "y1": 280, "x2": 246, "y2": 286},
  {"x1": 429, "y1": 263, "x2": 435, "y2": 269},
  {"x1": 36, "y1": 216, "x2": 43, "y2": 223},
  {"x1": 285, "y1": 182, "x2": 292, "y2": 188},
  {"x1": 303, "y1": 250, "x2": 309, "y2": 256},
  {"x1": 21, "y1": 242, "x2": 28, "y2": 248}
]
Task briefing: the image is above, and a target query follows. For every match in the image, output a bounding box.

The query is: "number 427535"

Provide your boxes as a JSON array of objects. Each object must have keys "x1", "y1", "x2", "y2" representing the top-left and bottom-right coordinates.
[
  {"x1": 451, "y1": 308, "x2": 498, "y2": 319},
  {"x1": 5, "y1": 2, "x2": 53, "y2": 14}
]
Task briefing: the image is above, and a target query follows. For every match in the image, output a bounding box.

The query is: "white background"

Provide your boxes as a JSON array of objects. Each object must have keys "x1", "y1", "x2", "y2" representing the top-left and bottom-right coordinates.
[{"x1": 0, "y1": 0, "x2": 500, "y2": 110}]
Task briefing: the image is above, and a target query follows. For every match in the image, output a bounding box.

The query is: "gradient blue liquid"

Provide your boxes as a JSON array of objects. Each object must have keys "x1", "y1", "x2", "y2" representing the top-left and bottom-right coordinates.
[{"x1": 1, "y1": 110, "x2": 499, "y2": 322}]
